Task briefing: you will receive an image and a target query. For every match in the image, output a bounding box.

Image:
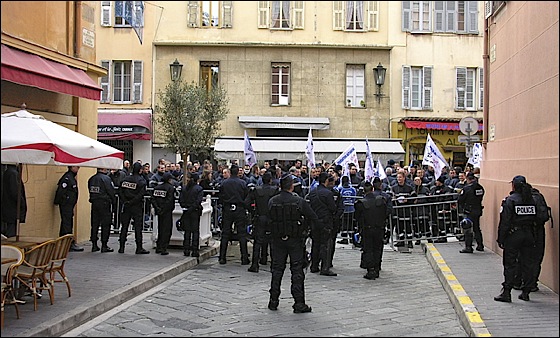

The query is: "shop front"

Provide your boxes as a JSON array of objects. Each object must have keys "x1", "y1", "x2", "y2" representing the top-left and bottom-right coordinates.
[{"x1": 392, "y1": 118, "x2": 483, "y2": 169}]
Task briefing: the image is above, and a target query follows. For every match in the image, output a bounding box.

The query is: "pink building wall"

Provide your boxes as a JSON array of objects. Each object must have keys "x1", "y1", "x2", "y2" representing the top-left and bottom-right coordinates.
[{"x1": 481, "y1": 1, "x2": 559, "y2": 293}]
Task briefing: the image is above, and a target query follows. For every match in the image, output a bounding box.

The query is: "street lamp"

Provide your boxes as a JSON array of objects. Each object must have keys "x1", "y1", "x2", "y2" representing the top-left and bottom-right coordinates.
[
  {"x1": 373, "y1": 62, "x2": 387, "y2": 103},
  {"x1": 170, "y1": 58, "x2": 183, "y2": 81}
]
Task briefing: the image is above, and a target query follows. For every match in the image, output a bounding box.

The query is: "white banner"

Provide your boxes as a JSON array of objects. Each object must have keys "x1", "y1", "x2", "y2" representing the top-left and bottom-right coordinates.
[
  {"x1": 377, "y1": 158, "x2": 387, "y2": 180},
  {"x1": 467, "y1": 143, "x2": 482, "y2": 168},
  {"x1": 243, "y1": 130, "x2": 257, "y2": 168},
  {"x1": 334, "y1": 143, "x2": 360, "y2": 176},
  {"x1": 305, "y1": 128, "x2": 316, "y2": 169},
  {"x1": 422, "y1": 134, "x2": 449, "y2": 180},
  {"x1": 364, "y1": 138, "x2": 375, "y2": 182}
]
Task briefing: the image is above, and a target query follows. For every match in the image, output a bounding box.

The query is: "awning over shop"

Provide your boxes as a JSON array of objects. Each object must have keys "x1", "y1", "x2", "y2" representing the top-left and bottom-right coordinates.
[
  {"x1": 214, "y1": 137, "x2": 405, "y2": 163},
  {"x1": 97, "y1": 110, "x2": 152, "y2": 140},
  {"x1": 403, "y1": 119, "x2": 483, "y2": 131},
  {"x1": 0, "y1": 44, "x2": 102, "y2": 101},
  {"x1": 238, "y1": 116, "x2": 330, "y2": 130}
]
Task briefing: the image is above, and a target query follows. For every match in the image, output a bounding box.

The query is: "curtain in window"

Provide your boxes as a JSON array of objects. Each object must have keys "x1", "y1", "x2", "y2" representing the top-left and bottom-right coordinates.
[
  {"x1": 282, "y1": 1, "x2": 290, "y2": 23},
  {"x1": 356, "y1": 1, "x2": 363, "y2": 24},
  {"x1": 346, "y1": 1, "x2": 354, "y2": 26}
]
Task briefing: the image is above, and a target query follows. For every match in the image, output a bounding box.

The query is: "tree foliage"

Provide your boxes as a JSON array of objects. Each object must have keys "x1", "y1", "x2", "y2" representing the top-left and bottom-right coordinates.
[{"x1": 155, "y1": 81, "x2": 229, "y2": 160}]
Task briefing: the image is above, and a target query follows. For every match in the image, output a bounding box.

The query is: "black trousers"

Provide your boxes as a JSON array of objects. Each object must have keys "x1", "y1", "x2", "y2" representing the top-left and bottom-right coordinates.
[
  {"x1": 59, "y1": 203, "x2": 75, "y2": 236},
  {"x1": 502, "y1": 227, "x2": 536, "y2": 291},
  {"x1": 156, "y1": 211, "x2": 173, "y2": 252},
  {"x1": 360, "y1": 226, "x2": 385, "y2": 271},
  {"x1": 270, "y1": 236, "x2": 306, "y2": 304},
  {"x1": 219, "y1": 207, "x2": 249, "y2": 260},
  {"x1": 251, "y1": 216, "x2": 272, "y2": 265},
  {"x1": 119, "y1": 204, "x2": 144, "y2": 245},
  {"x1": 310, "y1": 222, "x2": 333, "y2": 271},
  {"x1": 90, "y1": 200, "x2": 112, "y2": 244},
  {"x1": 182, "y1": 211, "x2": 200, "y2": 253}
]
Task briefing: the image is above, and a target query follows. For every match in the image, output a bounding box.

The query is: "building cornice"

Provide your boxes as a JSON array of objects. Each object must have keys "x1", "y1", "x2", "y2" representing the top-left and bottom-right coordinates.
[{"x1": 153, "y1": 40, "x2": 393, "y2": 50}]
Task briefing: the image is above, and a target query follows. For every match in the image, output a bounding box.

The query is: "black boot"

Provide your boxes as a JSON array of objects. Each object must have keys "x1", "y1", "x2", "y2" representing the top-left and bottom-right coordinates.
[
  {"x1": 135, "y1": 246, "x2": 150, "y2": 254},
  {"x1": 518, "y1": 289, "x2": 530, "y2": 301},
  {"x1": 101, "y1": 243, "x2": 114, "y2": 253},
  {"x1": 118, "y1": 241, "x2": 125, "y2": 254},
  {"x1": 292, "y1": 303, "x2": 312, "y2": 313},
  {"x1": 494, "y1": 287, "x2": 512, "y2": 302},
  {"x1": 364, "y1": 268, "x2": 377, "y2": 280},
  {"x1": 241, "y1": 255, "x2": 250, "y2": 265},
  {"x1": 248, "y1": 263, "x2": 259, "y2": 273},
  {"x1": 91, "y1": 242, "x2": 100, "y2": 252},
  {"x1": 268, "y1": 298, "x2": 279, "y2": 311},
  {"x1": 191, "y1": 250, "x2": 199, "y2": 257},
  {"x1": 70, "y1": 241, "x2": 84, "y2": 252},
  {"x1": 460, "y1": 247, "x2": 474, "y2": 253}
]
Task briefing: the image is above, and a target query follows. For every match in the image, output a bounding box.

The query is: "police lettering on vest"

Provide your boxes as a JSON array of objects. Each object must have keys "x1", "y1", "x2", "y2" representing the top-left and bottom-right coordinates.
[
  {"x1": 89, "y1": 186, "x2": 100, "y2": 194},
  {"x1": 121, "y1": 181, "x2": 137, "y2": 190},
  {"x1": 515, "y1": 205, "x2": 536, "y2": 215},
  {"x1": 153, "y1": 190, "x2": 167, "y2": 198}
]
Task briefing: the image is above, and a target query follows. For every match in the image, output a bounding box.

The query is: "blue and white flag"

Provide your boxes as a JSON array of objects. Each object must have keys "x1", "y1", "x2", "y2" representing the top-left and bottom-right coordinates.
[
  {"x1": 131, "y1": 1, "x2": 144, "y2": 45},
  {"x1": 305, "y1": 128, "x2": 316, "y2": 169},
  {"x1": 467, "y1": 143, "x2": 482, "y2": 168},
  {"x1": 244, "y1": 130, "x2": 257, "y2": 168},
  {"x1": 364, "y1": 138, "x2": 376, "y2": 183},
  {"x1": 335, "y1": 143, "x2": 360, "y2": 176},
  {"x1": 377, "y1": 158, "x2": 387, "y2": 180},
  {"x1": 422, "y1": 133, "x2": 449, "y2": 180}
]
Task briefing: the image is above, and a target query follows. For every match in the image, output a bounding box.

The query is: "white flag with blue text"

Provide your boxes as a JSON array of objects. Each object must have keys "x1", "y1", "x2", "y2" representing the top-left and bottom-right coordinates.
[
  {"x1": 244, "y1": 130, "x2": 257, "y2": 168},
  {"x1": 335, "y1": 143, "x2": 360, "y2": 176},
  {"x1": 422, "y1": 134, "x2": 449, "y2": 180},
  {"x1": 377, "y1": 158, "x2": 387, "y2": 180},
  {"x1": 364, "y1": 138, "x2": 375, "y2": 182},
  {"x1": 305, "y1": 128, "x2": 316, "y2": 169},
  {"x1": 467, "y1": 143, "x2": 482, "y2": 168},
  {"x1": 130, "y1": 1, "x2": 144, "y2": 45}
]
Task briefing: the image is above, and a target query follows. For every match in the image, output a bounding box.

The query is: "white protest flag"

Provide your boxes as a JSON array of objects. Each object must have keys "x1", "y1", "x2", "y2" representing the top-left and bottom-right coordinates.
[
  {"x1": 131, "y1": 1, "x2": 144, "y2": 45},
  {"x1": 377, "y1": 158, "x2": 387, "y2": 180},
  {"x1": 305, "y1": 128, "x2": 316, "y2": 169},
  {"x1": 243, "y1": 130, "x2": 257, "y2": 168},
  {"x1": 422, "y1": 133, "x2": 449, "y2": 180},
  {"x1": 467, "y1": 143, "x2": 483, "y2": 168},
  {"x1": 364, "y1": 138, "x2": 376, "y2": 183},
  {"x1": 334, "y1": 143, "x2": 360, "y2": 176}
]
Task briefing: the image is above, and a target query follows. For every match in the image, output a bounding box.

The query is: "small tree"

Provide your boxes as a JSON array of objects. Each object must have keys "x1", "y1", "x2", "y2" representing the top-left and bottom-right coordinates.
[{"x1": 155, "y1": 80, "x2": 229, "y2": 164}]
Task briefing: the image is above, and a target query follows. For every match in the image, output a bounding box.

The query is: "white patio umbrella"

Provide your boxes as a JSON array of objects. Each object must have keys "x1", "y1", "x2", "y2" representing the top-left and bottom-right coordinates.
[{"x1": 1, "y1": 109, "x2": 124, "y2": 168}]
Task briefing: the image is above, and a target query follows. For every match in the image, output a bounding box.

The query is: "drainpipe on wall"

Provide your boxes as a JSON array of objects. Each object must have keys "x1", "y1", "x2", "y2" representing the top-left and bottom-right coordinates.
[{"x1": 482, "y1": 14, "x2": 490, "y2": 147}]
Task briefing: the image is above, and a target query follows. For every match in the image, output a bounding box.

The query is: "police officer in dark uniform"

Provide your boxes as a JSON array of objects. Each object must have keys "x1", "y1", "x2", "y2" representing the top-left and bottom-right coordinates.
[
  {"x1": 87, "y1": 168, "x2": 116, "y2": 252},
  {"x1": 118, "y1": 162, "x2": 149, "y2": 254},
  {"x1": 179, "y1": 172, "x2": 204, "y2": 257},
  {"x1": 355, "y1": 178, "x2": 393, "y2": 280},
  {"x1": 55, "y1": 166, "x2": 83, "y2": 251},
  {"x1": 391, "y1": 171, "x2": 415, "y2": 247},
  {"x1": 151, "y1": 172, "x2": 177, "y2": 256},
  {"x1": 494, "y1": 175, "x2": 537, "y2": 303},
  {"x1": 307, "y1": 172, "x2": 338, "y2": 276},
  {"x1": 218, "y1": 164, "x2": 250, "y2": 265},
  {"x1": 245, "y1": 172, "x2": 278, "y2": 272},
  {"x1": 458, "y1": 172, "x2": 485, "y2": 253},
  {"x1": 267, "y1": 175, "x2": 318, "y2": 313}
]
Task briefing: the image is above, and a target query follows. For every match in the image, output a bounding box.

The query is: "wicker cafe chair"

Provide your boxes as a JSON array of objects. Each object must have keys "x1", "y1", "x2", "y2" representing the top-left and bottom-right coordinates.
[
  {"x1": 1, "y1": 245, "x2": 25, "y2": 328},
  {"x1": 45, "y1": 234, "x2": 74, "y2": 299},
  {"x1": 15, "y1": 239, "x2": 56, "y2": 311}
]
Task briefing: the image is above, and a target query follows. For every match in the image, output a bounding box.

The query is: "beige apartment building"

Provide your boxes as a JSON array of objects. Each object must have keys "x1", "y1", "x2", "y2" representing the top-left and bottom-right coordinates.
[
  {"x1": 95, "y1": 1, "x2": 484, "y2": 166},
  {"x1": 481, "y1": 1, "x2": 558, "y2": 293},
  {"x1": 1, "y1": 1, "x2": 105, "y2": 244}
]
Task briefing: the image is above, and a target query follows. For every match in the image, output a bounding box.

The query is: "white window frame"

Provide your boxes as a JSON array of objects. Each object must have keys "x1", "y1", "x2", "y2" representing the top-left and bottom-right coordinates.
[
  {"x1": 346, "y1": 64, "x2": 365, "y2": 108},
  {"x1": 333, "y1": 1, "x2": 379, "y2": 31},
  {"x1": 258, "y1": 1, "x2": 304, "y2": 30},
  {"x1": 114, "y1": 1, "x2": 133, "y2": 27},
  {"x1": 456, "y1": 67, "x2": 482, "y2": 111},
  {"x1": 201, "y1": 1, "x2": 220, "y2": 27},
  {"x1": 188, "y1": 1, "x2": 233, "y2": 28},
  {"x1": 271, "y1": 63, "x2": 291, "y2": 106},
  {"x1": 402, "y1": 1, "x2": 432, "y2": 33},
  {"x1": 402, "y1": 65, "x2": 433, "y2": 110},
  {"x1": 104, "y1": 60, "x2": 142, "y2": 104}
]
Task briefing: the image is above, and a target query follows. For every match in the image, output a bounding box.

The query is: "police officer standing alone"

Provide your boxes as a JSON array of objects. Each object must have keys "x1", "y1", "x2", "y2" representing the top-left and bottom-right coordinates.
[
  {"x1": 268, "y1": 175, "x2": 318, "y2": 313},
  {"x1": 218, "y1": 164, "x2": 250, "y2": 265},
  {"x1": 118, "y1": 162, "x2": 150, "y2": 254},
  {"x1": 494, "y1": 175, "x2": 537, "y2": 303},
  {"x1": 354, "y1": 178, "x2": 393, "y2": 280},
  {"x1": 55, "y1": 166, "x2": 83, "y2": 251},
  {"x1": 245, "y1": 172, "x2": 278, "y2": 272},
  {"x1": 87, "y1": 168, "x2": 116, "y2": 252},
  {"x1": 151, "y1": 172, "x2": 177, "y2": 255},
  {"x1": 458, "y1": 172, "x2": 485, "y2": 253},
  {"x1": 179, "y1": 172, "x2": 204, "y2": 257}
]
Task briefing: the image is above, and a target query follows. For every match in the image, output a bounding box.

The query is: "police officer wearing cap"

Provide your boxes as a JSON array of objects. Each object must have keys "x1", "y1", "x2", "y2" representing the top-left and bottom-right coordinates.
[
  {"x1": 458, "y1": 171, "x2": 485, "y2": 253},
  {"x1": 55, "y1": 166, "x2": 84, "y2": 251},
  {"x1": 494, "y1": 175, "x2": 538, "y2": 303},
  {"x1": 118, "y1": 162, "x2": 150, "y2": 254},
  {"x1": 267, "y1": 174, "x2": 318, "y2": 313},
  {"x1": 245, "y1": 172, "x2": 278, "y2": 272},
  {"x1": 218, "y1": 164, "x2": 250, "y2": 265},
  {"x1": 179, "y1": 172, "x2": 204, "y2": 257},
  {"x1": 151, "y1": 172, "x2": 177, "y2": 255},
  {"x1": 307, "y1": 172, "x2": 338, "y2": 276},
  {"x1": 87, "y1": 168, "x2": 116, "y2": 252},
  {"x1": 355, "y1": 177, "x2": 393, "y2": 280}
]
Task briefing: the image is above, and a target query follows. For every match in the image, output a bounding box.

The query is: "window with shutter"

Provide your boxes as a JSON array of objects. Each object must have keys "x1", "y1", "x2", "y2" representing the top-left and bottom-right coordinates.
[
  {"x1": 258, "y1": 1, "x2": 269, "y2": 28},
  {"x1": 366, "y1": 1, "x2": 379, "y2": 31},
  {"x1": 333, "y1": 1, "x2": 344, "y2": 30},
  {"x1": 271, "y1": 63, "x2": 291, "y2": 106},
  {"x1": 101, "y1": 1, "x2": 112, "y2": 26},
  {"x1": 188, "y1": 1, "x2": 199, "y2": 27},
  {"x1": 222, "y1": 1, "x2": 233, "y2": 27},
  {"x1": 467, "y1": 1, "x2": 478, "y2": 33},
  {"x1": 478, "y1": 68, "x2": 484, "y2": 110},
  {"x1": 202, "y1": 1, "x2": 220, "y2": 27},
  {"x1": 100, "y1": 60, "x2": 111, "y2": 103},
  {"x1": 402, "y1": 1, "x2": 411, "y2": 31},
  {"x1": 345, "y1": 65, "x2": 365, "y2": 108},
  {"x1": 132, "y1": 60, "x2": 143, "y2": 103},
  {"x1": 293, "y1": 1, "x2": 304, "y2": 29},
  {"x1": 271, "y1": 1, "x2": 290, "y2": 29},
  {"x1": 403, "y1": 65, "x2": 432, "y2": 110},
  {"x1": 410, "y1": 1, "x2": 432, "y2": 32},
  {"x1": 402, "y1": 66, "x2": 410, "y2": 109},
  {"x1": 456, "y1": 67, "x2": 466, "y2": 110},
  {"x1": 113, "y1": 61, "x2": 132, "y2": 103},
  {"x1": 422, "y1": 66, "x2": 432, "y2": 109},
  {"x1": 456, "y1": 67, "x2": 478, "y2": 111}
]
